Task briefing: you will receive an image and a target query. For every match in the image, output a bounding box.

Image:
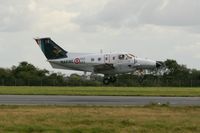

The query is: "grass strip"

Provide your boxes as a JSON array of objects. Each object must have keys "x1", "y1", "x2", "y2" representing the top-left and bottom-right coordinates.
[
  {"x1": 0, "y1": 86, "x2": 200, "y2": 97},
  {"x1": 0, "y1": 105, "x2": 199, "y2": 133}
]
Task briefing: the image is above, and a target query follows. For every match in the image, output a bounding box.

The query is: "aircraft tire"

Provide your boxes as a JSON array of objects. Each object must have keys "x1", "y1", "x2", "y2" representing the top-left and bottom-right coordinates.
[
  {"x1": 110, "y1": 76, "x2": 117, "y2": 83},
  {"x1": 137, "y1": 76, "x2": 144, "y2": 83}
]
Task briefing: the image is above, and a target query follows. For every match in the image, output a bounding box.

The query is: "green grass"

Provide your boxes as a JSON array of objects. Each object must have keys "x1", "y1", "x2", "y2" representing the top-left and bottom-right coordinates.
[
  {"x1": 0, "y1": 105, "x2": 199, "y2": 133},
  {"x1": 0, "y1": 86, "x2": 200, "y2": 96}
]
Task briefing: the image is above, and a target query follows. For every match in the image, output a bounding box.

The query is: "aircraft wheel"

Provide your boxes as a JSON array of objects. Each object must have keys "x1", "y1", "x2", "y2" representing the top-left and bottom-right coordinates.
[
  {"x1": 110, "y1": 76, "x2": 117, "y2": 83},
  {"x1": 137, "y1": 76, "x2": 144, "y2": 83}
]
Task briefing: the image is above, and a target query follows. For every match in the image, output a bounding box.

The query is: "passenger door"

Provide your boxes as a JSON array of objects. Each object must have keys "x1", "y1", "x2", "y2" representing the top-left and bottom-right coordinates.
[{"x1": 104, "y1": 54, "x2": 110, "y2": 64}]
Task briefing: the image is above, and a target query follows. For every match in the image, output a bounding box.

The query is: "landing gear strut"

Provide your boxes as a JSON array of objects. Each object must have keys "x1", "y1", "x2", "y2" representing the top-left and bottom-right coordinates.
[
  {"x1": 135, "y1": 69, "x2": 145, "y2": 84},
  {"x1": 103, "y1": 75, "x2": 117, "y2": 85},
  {"x1": 137, "y1": 75, "x2": 145, "y2": 83}
]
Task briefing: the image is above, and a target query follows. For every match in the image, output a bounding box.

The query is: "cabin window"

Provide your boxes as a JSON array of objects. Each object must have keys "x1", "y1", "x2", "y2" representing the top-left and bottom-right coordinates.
[
  {"x1": 113, "y1": 57, "x2": 115, "y2": 60},
  {"x1": 105, "y1": 57, "x2": 108, "y2": 60},
  {"x1": 118, "y1": 54, "x2": 125, "y2": 60},
  {"x1": 91, "y1": 58, "x2": 95, "y2": 62},
  {"x1": 98, "y1": 58, "x2": 101, "y2": 61}
]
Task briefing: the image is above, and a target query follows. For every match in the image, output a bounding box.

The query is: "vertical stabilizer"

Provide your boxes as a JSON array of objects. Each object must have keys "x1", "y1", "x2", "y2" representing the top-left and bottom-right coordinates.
[{"x1": 35, "y1": 38, "x2": 68, "y2": 60}]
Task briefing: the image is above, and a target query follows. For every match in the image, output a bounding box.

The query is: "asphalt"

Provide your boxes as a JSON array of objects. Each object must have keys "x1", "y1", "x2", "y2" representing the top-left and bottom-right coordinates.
[{"x1": 0, "y1": 95, "x2": 199, "y2": 106}]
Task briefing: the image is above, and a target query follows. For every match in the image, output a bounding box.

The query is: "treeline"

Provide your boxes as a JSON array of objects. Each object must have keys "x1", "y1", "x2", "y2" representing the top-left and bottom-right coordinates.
[
  {"x1": 0, "y1": 60, "x2": 200, "y2": 87},
  {"x1": 0, "y1": 62, "x2": 101, "y2": 86},
  {"x1": 116, "y1": 59, "x2": 200, "y2": 87}
]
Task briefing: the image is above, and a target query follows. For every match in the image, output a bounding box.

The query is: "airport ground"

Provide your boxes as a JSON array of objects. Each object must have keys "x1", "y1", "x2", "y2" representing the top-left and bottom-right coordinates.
[
  {"x1": 0, "y1": 105, "x2": 199, "y2": 133},
  {"x1": 0, "y1": 86, "x2": 199, "y2": 133}
]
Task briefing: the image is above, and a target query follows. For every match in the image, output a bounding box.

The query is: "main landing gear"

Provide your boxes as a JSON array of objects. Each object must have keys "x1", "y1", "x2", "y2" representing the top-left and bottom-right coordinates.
[
  {"x1": 137, "y1": 75, "x2": 145, "y2": 83},
  {"x1": 103, "y1": 75, "x2": 117, "y2": 85}
]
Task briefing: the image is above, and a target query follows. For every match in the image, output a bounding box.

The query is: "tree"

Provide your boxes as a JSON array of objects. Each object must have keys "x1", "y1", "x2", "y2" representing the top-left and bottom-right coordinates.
[{"x1": 164, "y1": 59, "x2": 190, "y2": 79}]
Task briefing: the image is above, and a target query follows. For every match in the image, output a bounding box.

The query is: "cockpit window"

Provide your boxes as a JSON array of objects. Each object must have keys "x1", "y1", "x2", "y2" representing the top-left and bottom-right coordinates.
[
  {"x1": 118, "y1": 54, "x2": 135, "y2": 60},
  {"x1": 118, "y1": 54, "x2": 125, "y2": 60},
  {"x1": 126, "y1": 54, "x2": 134, "y2": 59}
]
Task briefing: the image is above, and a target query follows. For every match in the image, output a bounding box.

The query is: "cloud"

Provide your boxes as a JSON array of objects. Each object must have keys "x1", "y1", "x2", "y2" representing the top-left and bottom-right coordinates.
[
  {"x1": 74, "y1": 0, "x2": 146, "y2": 31},
  {"x1": 175, "y1": 42, "x2": 200, "y2": 59},
  {"x1": 0, "y1": 0, "x2": 34, "y2": 32},
  {"x1": 74, "y1": 0, "x2": 200, "y2": 33},
  {"x1": 34, "y1": 11, "x2": 79, "y2": 32},
  {"x1": 139, "y1": 0, "x2": 200, "y2": 26},
  {"x1": 0, "y1": 0, "x2": 81, "y2": 32},
  {"x1": 1, "y1": 0, "x2": 200, "y2": 32},
  {"x1": 0, "y1": 0, "x2": 200, "y2": 72}
]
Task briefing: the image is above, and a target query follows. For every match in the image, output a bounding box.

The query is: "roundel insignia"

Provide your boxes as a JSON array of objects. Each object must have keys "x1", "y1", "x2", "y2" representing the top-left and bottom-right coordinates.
[{"x1": 74, "y1": 58, "x2": 80, "y2": 64}]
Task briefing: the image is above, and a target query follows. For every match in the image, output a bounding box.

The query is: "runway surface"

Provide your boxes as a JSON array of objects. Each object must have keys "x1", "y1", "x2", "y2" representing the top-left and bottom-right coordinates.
[{"x1": 0, "y1": 95, "x2": 199, "y2": 106}]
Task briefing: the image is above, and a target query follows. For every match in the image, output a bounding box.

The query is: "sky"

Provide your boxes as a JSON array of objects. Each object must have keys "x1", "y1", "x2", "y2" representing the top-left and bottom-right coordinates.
[{"x1": 0, "y1": 0, "x2": 200, "y2": 75}]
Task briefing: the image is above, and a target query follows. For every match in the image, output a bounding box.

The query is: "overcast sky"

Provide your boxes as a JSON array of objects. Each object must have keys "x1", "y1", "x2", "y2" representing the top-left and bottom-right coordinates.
[{"x1": 0, "y1": 0, "x2": 200, "y2": 74}]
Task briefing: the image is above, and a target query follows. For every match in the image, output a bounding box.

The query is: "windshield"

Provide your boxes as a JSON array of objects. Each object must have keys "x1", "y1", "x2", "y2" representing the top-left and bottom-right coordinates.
[
  {"x1": 118, "y1": 54, "x2": 135, "y2": 60},
  {"x1": 128, "y1": 54, "x2": 135, "y2": 57}
]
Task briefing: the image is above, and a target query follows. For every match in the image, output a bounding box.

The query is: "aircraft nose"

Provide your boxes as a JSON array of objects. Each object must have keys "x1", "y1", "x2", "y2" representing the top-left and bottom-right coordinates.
[{"x1": 134, "y1": 58, "x2": 157, "y2": 69}]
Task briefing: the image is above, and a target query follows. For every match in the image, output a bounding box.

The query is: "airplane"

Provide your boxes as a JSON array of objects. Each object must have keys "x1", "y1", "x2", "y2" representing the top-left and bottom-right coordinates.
[{"x1": 35, "y1": 37, "x2": 164, "y2": 85}]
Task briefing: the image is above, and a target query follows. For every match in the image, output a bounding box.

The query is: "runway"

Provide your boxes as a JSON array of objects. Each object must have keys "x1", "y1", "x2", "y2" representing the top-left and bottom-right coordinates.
[{"x1": 0, "y1": 95, "x2": 199, "y2": 106}]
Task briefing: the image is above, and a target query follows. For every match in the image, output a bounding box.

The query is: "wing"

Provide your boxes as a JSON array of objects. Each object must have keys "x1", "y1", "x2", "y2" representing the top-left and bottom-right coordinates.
[{"x1": 94, "y1": 63, "x2": 115, "y2": 73}]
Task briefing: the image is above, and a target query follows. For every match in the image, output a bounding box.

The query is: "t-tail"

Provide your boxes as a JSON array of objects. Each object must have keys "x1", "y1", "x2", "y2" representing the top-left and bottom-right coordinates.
[{"x1": 35, "y1": 38, "x2": 68, "y2": 60}]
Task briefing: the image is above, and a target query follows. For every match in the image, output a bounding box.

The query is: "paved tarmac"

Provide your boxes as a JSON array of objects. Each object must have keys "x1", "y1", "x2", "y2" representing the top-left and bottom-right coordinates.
[{"x1": 0, "y1": 95, "x2": 199, "y2": 106}]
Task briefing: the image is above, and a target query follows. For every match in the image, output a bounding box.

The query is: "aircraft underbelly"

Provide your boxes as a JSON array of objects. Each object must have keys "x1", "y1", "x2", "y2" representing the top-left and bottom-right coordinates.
[
  {"x1": 50, "y1": 62, "x2": 94, "y2": 72},
  {"x1": 50, "y1": 61, "x2": 137, "y2": 74},
  {"x1": 99, "y1": 65, "x2": 134, "y2": 75},
  {"x1": 63, "y1": 63, "x2": 94, "y2": 72}
]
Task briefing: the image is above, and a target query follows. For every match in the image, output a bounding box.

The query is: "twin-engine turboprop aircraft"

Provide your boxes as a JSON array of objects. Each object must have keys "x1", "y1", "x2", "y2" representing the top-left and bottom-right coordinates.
[{"x1": 35, "y1": 38, "x2": 164, "y2": 85}]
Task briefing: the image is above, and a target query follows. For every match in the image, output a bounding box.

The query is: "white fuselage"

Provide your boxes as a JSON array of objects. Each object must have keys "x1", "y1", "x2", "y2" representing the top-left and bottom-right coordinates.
[{"x1": 48, "y1": 52, "x2": 157, "y2": 75}]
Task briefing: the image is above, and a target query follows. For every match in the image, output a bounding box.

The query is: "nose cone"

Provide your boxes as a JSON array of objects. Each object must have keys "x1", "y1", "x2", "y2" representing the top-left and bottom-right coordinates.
[{"x1": 135, "y1": 58, "x2": 156, "y2": 69}]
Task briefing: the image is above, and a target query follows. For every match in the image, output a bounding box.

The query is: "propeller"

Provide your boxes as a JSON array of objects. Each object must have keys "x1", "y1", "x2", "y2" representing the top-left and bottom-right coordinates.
[{"x1": 156, "y1": 61, "x2": 165, "y2": 69}]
